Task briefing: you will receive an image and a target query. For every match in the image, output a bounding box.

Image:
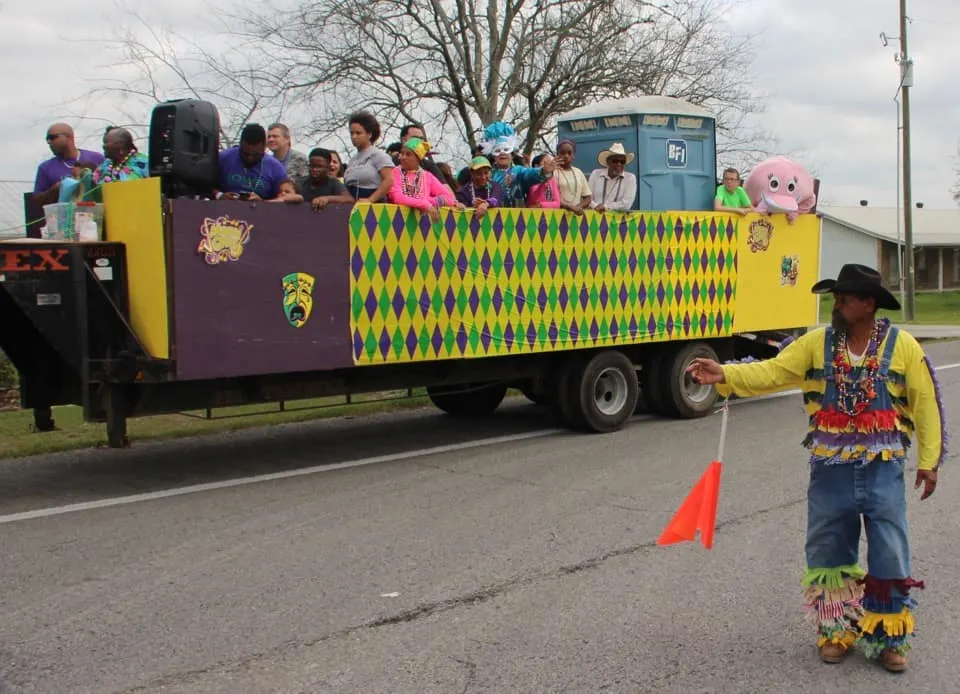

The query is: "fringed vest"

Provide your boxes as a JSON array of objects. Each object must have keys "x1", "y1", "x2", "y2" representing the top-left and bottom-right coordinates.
[{"x1": 803, "y1": 326, "x2": 910, "y2": 465}]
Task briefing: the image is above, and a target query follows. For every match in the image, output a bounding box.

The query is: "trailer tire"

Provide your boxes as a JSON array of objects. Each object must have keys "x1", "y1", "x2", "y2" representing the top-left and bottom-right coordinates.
[
  {"x1": 427, "y1": 383, "x2": 508, "y2": 417},
  {"x1": 563, "y1": 350, "x2": 639, "y2": 433},
  {"x1": 103, "y1": 385, "x2": 131, "y2": 448},
  {"x1": 660, "y1": 342, "x2": 719, "y2": 419}
]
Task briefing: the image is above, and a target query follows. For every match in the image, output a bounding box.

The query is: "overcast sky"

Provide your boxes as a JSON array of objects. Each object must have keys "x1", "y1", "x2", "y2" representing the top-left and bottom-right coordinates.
[{"x1": 3, "y1": 0, "x2": 959, "y2": 208}]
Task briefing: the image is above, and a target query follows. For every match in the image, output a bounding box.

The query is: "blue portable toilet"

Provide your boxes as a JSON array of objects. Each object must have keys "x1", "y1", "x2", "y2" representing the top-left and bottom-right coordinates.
[{"x1": 555, "y1": 96, "x2": 717, "y2": 212}]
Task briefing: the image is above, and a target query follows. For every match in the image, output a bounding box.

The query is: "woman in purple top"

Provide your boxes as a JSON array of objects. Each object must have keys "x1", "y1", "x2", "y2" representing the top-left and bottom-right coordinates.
[
  {"x1": 32, "y1": 122, "x2": 105, "y2": 205},
  {"x1": 455, "y1": 157, "x2": 506, "y2": 218}
]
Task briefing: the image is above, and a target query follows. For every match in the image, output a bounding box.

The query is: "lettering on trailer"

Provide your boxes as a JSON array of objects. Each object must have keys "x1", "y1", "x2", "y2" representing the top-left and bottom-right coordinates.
[
  {"x1": 666, "y1": 139, "x2": 687, "y2": 168},
  {"x1": 0, "y1": 248, "x2": 70, "y2": 272}
]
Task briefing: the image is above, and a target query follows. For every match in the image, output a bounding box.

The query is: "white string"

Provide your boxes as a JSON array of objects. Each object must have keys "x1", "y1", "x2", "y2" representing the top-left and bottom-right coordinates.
[{"x1": 717, "y1": 397, "x2": 729, "y2": 463}]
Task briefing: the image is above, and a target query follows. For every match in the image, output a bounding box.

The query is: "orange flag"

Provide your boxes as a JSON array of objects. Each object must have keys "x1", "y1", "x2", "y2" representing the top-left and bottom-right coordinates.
[
  {"x1": 656, "y1": 460, "x2": 723, "y2": 549},
  {"x1": 657, "y1": 399, "x2": 728, "y2": 549}
]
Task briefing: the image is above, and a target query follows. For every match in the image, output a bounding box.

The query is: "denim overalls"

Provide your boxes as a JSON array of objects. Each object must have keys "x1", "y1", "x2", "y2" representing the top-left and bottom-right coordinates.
[{"x1": 804, "y1": 326, "x2": 910, "y2": 581}]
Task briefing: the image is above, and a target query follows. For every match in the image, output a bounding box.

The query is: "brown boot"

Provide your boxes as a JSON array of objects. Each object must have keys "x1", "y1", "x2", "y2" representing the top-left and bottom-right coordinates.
[
  {"x1": 881, "y1": 649, "x2": 907, "y2": 673},
  {"x1": 820, "y1": 642, "x2": 850, "y2": 664}
]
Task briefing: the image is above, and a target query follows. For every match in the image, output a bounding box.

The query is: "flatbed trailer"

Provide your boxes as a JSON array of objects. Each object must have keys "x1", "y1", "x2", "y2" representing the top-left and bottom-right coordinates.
[{"x1": 0, "y1": 177, "x2": 820, "y2": 447}]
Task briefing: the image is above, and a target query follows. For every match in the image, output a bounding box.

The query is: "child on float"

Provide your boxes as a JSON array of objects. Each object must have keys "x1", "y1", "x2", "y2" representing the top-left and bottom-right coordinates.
[
  {"x1": 526, "y1": 154, "x2": 561, "y2": 208},
  {"x1": 554, "y1": 139, "x2": 592, "y2": 214},
  {"x1": 387, "y1": 137, "x2": 462, "y2": 223}
]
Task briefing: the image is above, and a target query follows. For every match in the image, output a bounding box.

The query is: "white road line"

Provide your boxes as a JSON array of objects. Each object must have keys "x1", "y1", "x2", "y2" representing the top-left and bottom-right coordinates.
[{"x1": 2, "y1": 360, "x2": 958, "y2": 525}]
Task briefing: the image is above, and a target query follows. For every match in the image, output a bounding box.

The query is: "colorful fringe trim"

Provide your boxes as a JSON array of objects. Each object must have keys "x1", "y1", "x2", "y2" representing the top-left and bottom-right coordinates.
[
  {"x1": 922, "y1": 354, "x2": 948, "y2": 470},
  {"x1": 803, "y1": 566, "x2": 865, "y2": 649},
  {"x1": 859, "y1": 609, "x2": 916, "y2": 658},
  {"x1": 855, "y1": 574, "x2": 924, "y2": 658}
]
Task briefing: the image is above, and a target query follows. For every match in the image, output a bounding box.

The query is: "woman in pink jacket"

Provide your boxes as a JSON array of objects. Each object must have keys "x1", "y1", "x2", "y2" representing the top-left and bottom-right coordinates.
[{"x1": 388, "y1": 137, "x2": 462, "y2": 222}]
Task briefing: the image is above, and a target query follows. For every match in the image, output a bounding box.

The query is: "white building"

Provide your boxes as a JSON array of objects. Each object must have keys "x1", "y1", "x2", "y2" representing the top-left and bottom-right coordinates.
[{"x1": 819, "y1": 204, "x2": 960, "y2": 291}]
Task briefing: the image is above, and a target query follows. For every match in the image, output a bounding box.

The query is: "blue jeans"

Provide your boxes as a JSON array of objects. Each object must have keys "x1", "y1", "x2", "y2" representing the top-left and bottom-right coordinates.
[{"x1": 805, "y1": 458, "x2": 910, "y2": 580}]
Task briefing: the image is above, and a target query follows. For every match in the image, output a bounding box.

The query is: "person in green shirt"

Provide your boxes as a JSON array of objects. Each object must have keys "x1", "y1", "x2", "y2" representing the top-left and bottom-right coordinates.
[{"x1": 714, "y1": 167, "x2": 753, "y2": 215}]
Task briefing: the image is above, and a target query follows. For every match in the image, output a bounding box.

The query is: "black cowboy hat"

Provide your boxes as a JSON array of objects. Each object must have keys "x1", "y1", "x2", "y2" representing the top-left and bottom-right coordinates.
[{"x1": 811, "y1": 263, "x2": 901, "y2": 311}]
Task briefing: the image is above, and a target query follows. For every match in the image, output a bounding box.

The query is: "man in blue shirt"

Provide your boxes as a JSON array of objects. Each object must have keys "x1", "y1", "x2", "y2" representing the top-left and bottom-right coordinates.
[{"x1": 218, "y1": 124, "x2": 288, "y2": 200}]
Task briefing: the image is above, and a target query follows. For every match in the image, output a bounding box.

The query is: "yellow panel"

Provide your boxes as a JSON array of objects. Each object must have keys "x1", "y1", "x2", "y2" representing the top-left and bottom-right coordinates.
[
  {"x1": 102, "y1": 177, "x2": 169, "y2": 359},
  {"x1": 349, "y1": 204, "x2": 739, "y2": 365},
  {"x1": 731, "y1": 213, "x2": 820, "y2": 333}
]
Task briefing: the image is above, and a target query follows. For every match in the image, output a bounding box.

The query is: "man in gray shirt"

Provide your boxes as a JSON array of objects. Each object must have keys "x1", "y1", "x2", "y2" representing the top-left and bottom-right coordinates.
[{"x1": 267, "y1": 123, "x2": 308, "y2": 180}]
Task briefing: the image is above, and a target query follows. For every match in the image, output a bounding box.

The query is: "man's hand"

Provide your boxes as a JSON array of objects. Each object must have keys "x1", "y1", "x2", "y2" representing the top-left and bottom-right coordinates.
[
  {"x1": 426, "y1": 205, "x2": 440, "y2": 224},
  {"x1": 915, "y1": 469, "x2": 938, "y2": 500},
  {"x1": 686, "y1": 357, "x2": 726, "y2": 385},
  {"x1": 312, "y1": 197, "x2": 329, "y2": 211},
  {"x1": 540, "y1": 155, "x2": 556, "y2": 174},
  {"x1": 594, "y1": 204, "x2": 606, "y2": 213},
  {"x1": 221, "y1": 192, "x2": 240, "y2": 201},
  {"x1": 247, "y1": 192, "x2": 262, "y2": 201}
]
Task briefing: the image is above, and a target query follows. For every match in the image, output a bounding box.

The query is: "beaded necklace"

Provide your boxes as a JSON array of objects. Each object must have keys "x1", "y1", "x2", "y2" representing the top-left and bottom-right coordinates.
[
  {"x1": 401, "y1": 168, "x2": 425, "y2": 198},
  {"x1": 469, "y1": 183, "x2": 492, "y2": 204},
  {"x1": 831, "y1": 319, "x2": 889, "y2": 416},
  {"x1": 99, "y1": 150, "x2": 137, "y2": 183}
]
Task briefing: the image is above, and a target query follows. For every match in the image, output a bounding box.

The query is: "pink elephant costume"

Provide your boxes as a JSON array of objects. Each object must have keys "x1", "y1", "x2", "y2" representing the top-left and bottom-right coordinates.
[{"x1": 744, "y1": 156, "x2": 817, "y2": 224}]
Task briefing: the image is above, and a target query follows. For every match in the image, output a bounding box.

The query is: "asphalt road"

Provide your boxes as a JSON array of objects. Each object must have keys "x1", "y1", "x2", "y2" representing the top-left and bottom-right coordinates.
[{"x1": 1, "y1": 340, "x2": 959, "y2": 694}]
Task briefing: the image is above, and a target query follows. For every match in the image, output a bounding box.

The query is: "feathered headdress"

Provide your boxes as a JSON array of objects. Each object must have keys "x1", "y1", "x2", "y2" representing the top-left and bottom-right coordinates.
[{"x1": 479, "y1": 121, "x2": 520, "y2": 156}]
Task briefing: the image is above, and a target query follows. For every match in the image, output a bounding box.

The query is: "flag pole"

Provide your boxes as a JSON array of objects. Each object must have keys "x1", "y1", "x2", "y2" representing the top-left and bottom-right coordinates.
[{"x1": 717, "y1": 398, "x2": 729, "y2": 464}]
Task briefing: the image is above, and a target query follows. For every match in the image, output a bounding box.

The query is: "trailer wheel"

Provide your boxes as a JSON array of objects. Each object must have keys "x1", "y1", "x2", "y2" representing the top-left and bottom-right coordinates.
[
  {"x1": 563, "y1": 350, "x2": 639, "y2": 433},
  {"x1": 427, "y1": 383, "x2": 508, "y2": 417},
  {"x1": 660, "y1": 342, "x2": 719, "y2": 419}
]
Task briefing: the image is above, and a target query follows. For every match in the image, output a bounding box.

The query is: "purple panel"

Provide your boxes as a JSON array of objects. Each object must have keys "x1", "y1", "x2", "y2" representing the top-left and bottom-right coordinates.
[
  {"x1": 656, "y1": 217, "x2": 665, "y2": 242},
  {"x1": 665, "y1": 249, "x2": 674, "y2": 272},
  {"x1": 504, "y1": 323, "x2": 515, "y2": 348},
  {"x1": 405, "y1": 327, "x2": 419, "y2": 355},
  {"x1": 165, "y1": 200, "x2": 362, "y2": 380},
  {"x1": 431, "y1": 326, "x2": 444, "y2": 354},
  {"x1": 682, "y1": 250, "x2": 692, "y2": 273},
  {"x1": 456, "y1": 325, "x2": 469, "y2": 352},
  {"x1": 692, "y1": 220, "x2": 701, "y2": 241},
  {"x1": 638, "y1": 217, "x2": 647, "y2": 242},
  {"x1": 350, "y1": 247, "x2": 364, "y2": 278},
  {"x1": 558, "y1": 285, "x2": 570, "y2": 309},
  {"x1": 165, "y1": 200, "x2": 358, "y2": 380}
]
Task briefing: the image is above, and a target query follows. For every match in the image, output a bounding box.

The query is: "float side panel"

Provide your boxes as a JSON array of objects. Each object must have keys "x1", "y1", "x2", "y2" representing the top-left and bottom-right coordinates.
[
  {"x1": 169, "y1": 200, "x2": 354, "y2": 380},
  {"x1": 732, "y1": 213, "x2": 820, "y2": 333},
  {"x1": 349, "y1": 203, "x2": 739, "y2": 365},
  {"x1": 102, "y1": 177, "x2": 170, "y2": 358}
]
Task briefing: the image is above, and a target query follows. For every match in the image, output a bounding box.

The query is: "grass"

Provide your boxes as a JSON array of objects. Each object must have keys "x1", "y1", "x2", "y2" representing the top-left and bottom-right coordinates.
[
  {"x1": 0, "y1": 391, "x2": 433, "y2": 460},
  {"x1": 818, "y1": 291, "x2": 960, "y2": 325}
]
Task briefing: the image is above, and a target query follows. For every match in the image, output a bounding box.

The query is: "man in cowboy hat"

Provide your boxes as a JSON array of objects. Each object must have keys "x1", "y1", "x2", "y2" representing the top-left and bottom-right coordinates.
[
  {"x1": 588, "y1": 142, "x2": 637, "y2": 212},
  {"x1": 686, "y1": 263, "x2": 945, "y2": 673}
]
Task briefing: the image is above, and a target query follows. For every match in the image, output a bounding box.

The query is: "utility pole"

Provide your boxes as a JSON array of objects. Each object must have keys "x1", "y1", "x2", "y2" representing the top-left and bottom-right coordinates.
[{"x1": 899, "y1": 0, "x2": 916, "y2": 320}]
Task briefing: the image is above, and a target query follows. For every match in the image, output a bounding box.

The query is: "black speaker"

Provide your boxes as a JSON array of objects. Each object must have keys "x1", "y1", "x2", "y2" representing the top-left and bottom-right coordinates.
[{"x1": 148, "y1": 99, "x2": 220, "y2": 198}]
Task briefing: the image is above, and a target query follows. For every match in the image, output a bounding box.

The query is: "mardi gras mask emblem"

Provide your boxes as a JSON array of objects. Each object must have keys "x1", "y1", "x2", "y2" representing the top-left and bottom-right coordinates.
[
  {"x1": 197, "y1": 215, "x2": 253, "y2": 265},
  {"x1": 282, "y1": 272, "x2": 315, "y2": 328}
]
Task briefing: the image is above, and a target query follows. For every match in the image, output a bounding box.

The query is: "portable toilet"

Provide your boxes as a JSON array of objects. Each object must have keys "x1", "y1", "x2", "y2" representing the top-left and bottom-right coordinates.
[{"x1": 556, "y1": 96, "x2": 717, "y2": 212}]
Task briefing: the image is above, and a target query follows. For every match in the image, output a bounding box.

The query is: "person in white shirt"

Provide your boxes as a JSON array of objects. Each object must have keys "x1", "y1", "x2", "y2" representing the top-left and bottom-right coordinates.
[{"x1": 588, "y1": 142, "x2": 637, "y2": 213}]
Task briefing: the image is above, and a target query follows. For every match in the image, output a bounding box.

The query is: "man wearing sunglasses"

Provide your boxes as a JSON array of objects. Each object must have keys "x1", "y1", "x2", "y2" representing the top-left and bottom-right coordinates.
[
  {"x1": 588, "y1": 142, "x2": 637, "y2": 213},
  {"x1": 32, "y1": 122, "x2": 105, "y2": 206}
]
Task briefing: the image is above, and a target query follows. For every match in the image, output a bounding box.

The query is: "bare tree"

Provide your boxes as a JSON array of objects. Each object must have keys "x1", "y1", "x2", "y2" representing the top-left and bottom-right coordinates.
[
  {"x1": 242, "y1": 0, "x2": 769, "y2": 159},
  {"x1": 64, "y1": 4, "x2": 285, "y2": 148}
]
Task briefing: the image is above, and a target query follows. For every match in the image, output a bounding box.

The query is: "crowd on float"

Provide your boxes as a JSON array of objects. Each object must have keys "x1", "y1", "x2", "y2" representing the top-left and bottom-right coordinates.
[{"x1": 31, "y1": 113, "x2": 751, "y2": 218}]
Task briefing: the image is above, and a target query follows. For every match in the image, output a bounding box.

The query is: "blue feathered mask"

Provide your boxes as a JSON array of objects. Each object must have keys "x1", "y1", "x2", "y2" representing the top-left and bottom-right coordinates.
[{"x1": 479, "y1": 121, "x2": 521, "y2": 156}]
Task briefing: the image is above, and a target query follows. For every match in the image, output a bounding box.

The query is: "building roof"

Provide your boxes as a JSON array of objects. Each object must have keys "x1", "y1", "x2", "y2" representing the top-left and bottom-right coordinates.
[
  {"x1": 0, "y1": 180, "x2": 31, "y2": 239},
  {"x1": 557, "y1": 96, "x2": 714, "y2": 122},
  {"x1": 819, "y1": 205, "x2": 960, "y2": 247}
]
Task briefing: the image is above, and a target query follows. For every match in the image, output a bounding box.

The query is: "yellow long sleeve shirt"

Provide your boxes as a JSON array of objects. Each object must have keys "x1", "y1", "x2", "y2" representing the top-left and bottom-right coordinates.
[{"x1": 717, "y1": 326, "x2": 945, "y2": 471}]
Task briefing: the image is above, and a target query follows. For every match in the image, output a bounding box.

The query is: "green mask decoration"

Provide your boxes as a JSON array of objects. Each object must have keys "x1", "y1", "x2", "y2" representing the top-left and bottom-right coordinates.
[{"x1": 282, "y1": 272, "x2": 315, "y2": 328}]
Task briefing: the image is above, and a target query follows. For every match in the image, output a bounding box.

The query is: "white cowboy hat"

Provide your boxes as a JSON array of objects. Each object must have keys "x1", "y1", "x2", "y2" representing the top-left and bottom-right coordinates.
[{"x1": 598, "y1": 142, "x2": 635, "y2": 167}]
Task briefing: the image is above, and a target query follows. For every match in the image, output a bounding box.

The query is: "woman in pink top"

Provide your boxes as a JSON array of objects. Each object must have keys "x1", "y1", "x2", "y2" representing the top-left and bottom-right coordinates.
[
  {"x1": 388, "y1": 137, "x2": 462, "y2": 222},
  {"x1": 526, "y1": 153, "x2": 561, "y2": 208}
]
